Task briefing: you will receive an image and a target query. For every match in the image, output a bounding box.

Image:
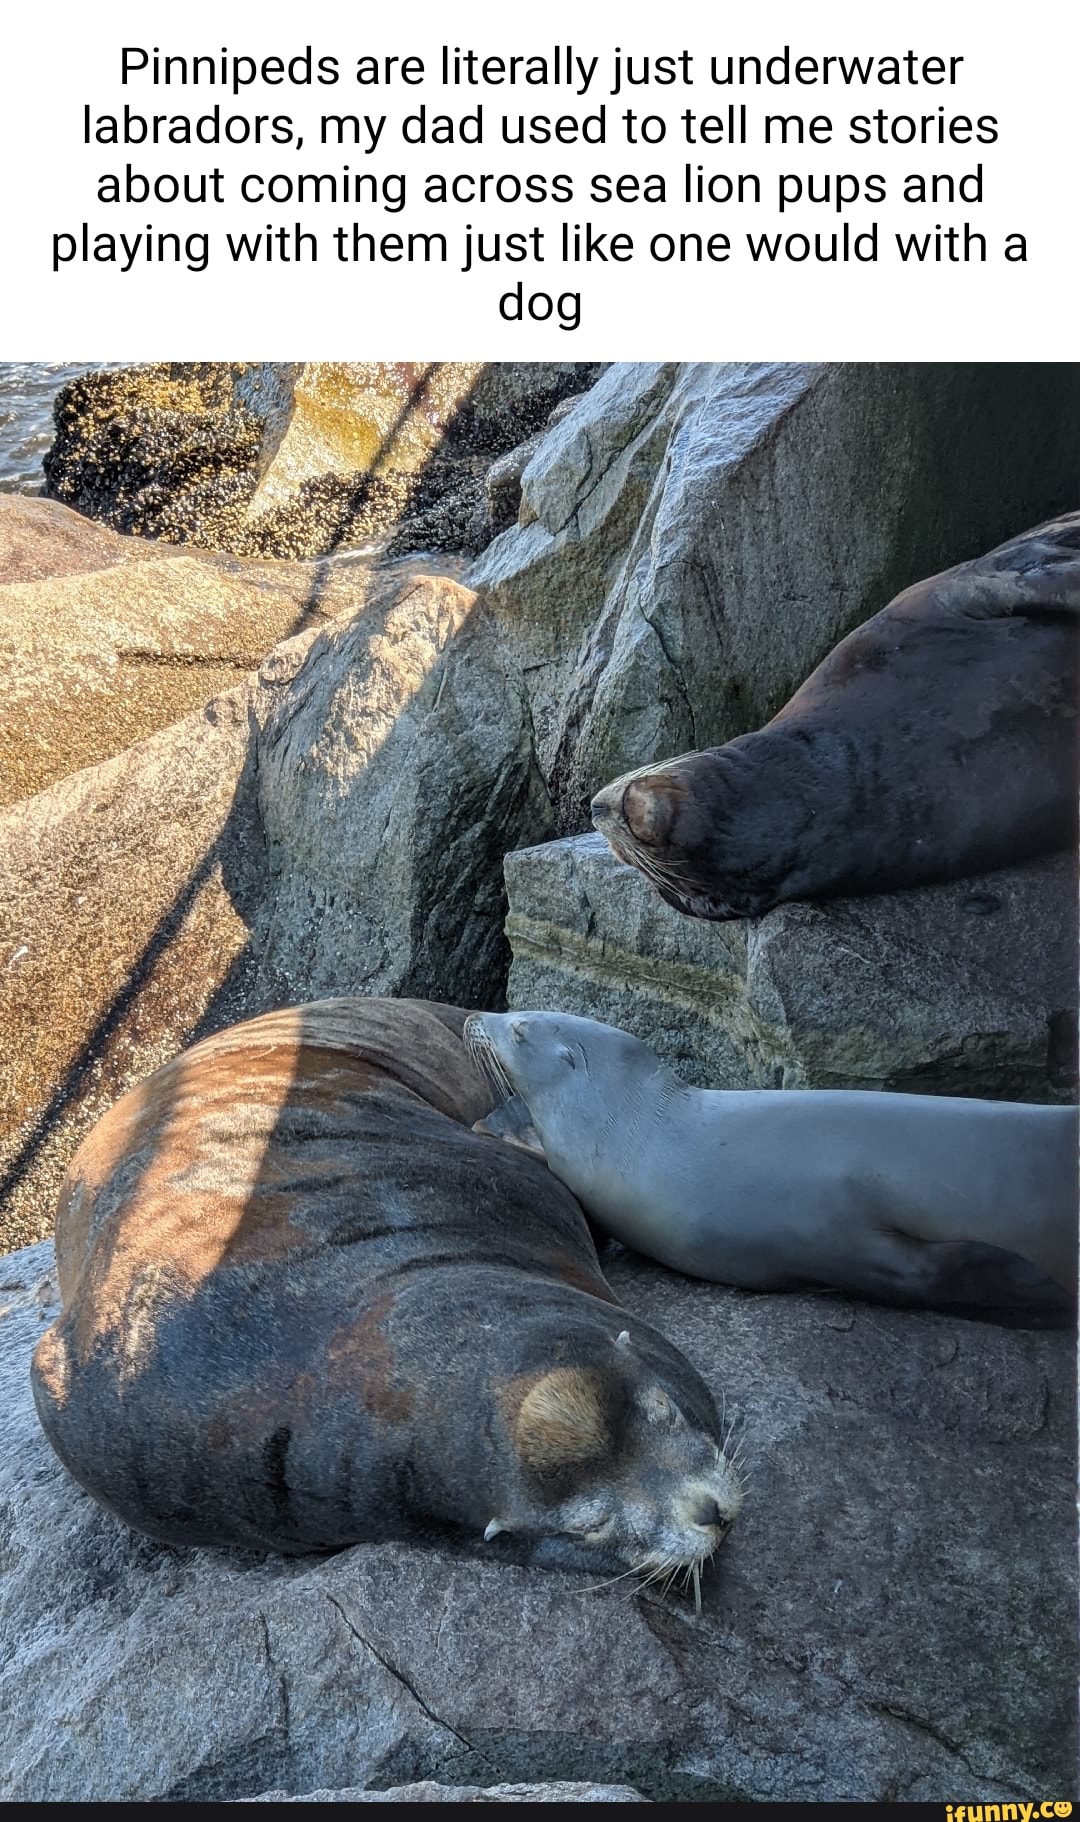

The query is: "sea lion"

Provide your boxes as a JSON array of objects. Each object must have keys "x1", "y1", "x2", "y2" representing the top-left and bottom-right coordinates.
[
  {"x1": 591, "y1": 514, "x2": 1080, "y2": 919},
  {"x1": 465, "y1": 1010, "x2": 1078, "y2": 1318},
  {"x1": 472, "y1": 1093, "x2": 547, "y2": 1161},
  {"x1": 31, "y1": 997, "x2": 742, "y2": 1584}
]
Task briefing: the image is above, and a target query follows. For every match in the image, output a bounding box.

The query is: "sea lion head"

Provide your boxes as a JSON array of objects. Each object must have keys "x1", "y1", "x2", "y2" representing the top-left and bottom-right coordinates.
[
  {"x1": 590, "y1": 743, "x2": 811, "y2": 921},
  {"x1": 465, "y1": 1010, "x2": 668, "y2": 1184},
  {"x1": 490, "y1": 1331, "x2": 743, "y2": 1598}
]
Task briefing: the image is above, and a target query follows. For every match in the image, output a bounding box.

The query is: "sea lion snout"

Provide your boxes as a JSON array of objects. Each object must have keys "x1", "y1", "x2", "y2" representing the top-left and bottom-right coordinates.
[{"x1": 590, "y1": 781, "x2": 618, "y2": 824}]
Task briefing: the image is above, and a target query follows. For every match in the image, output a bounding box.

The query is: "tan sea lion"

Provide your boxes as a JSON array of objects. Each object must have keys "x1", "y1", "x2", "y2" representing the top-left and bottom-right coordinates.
[
  {"x1": 591, "y1": 514, "x2": 1080, "y2": 919},
  {"x1": 32, "y1": 997, "x2": 742, "y2": 1584}
]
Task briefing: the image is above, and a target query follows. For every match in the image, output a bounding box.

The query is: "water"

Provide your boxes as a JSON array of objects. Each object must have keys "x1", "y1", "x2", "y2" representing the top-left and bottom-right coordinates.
[{"x1": 0, "y1": 363, "x2": 112, "y2": 494}]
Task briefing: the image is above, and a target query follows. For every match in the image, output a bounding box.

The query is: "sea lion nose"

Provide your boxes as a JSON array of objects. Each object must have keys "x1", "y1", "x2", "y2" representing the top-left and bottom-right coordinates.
[
  {"x1": 692, "y1": 1496, "x2": 726, "y2": 1531},
  {"x1": 590, "y1": 783, "x2": 618, "y2": 825}
]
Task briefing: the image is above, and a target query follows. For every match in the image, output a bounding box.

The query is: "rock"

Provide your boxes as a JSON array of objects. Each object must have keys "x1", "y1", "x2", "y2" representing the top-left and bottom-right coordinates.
[
  {"x1": 43, "y1": 363, "x2": 602, "y2": 561},
  {"x1": 504, "y1": 834, "x2": 1078, "y2": 1100},
  {"x1": 252, "y1": 572, "x2": 552, "y2": 1010},
  {"x1": 0, "y1": 493, "x2": 446, "y2": 808},
  {"x1": 468, "y1": 362, "x2": 1080, "y2": 826},
  {"x1": 476, "y1": 440, "x2": 546, "y2": 544},
  {"x1": 1, "y1": 1239, "x2": 1073, "y2": 1801},
  {"x1": 0, "y1": 488, "x2": 175, "y2": 585},
  {"x1": 465, "y1": 395, "x2": 592, "y2": 551},
  {"x1": 42, "y1": 362, "x2": 261, "y2": 546},
  {"x1": 0, "y1": 676, "x2": 263, "y2": 1253},
  {"x1": 243, "y1": 1781, "x2": 647, "y2": 1801},
  {"x1": 0, "y1": 572, "x2": 551, "y2": 1251},
  {"x1": 240, "y1": 363, "x2": 596, "y2": 511}
]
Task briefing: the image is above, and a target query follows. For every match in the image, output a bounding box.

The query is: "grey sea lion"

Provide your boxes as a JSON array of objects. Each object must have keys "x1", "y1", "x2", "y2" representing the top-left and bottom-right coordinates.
[
  {"x1": 472, "y1": 1093, "x2": 547, "y2": 1161},
  {"x1": 465, "y1": 1011, "x2": 1077, "y2": 1318},
  {"x1": 31, "y1": 997, "x2": 742, "y2": 1581},
  {"x1": 591, "y1": 514, "x2": 1080, "y2": 919}
]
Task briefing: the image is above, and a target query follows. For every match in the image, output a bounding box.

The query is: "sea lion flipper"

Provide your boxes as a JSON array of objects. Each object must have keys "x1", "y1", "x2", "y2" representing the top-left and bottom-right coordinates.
[{"x1": 472, "y1": 1096, "x2": 548, "y2": 1162}]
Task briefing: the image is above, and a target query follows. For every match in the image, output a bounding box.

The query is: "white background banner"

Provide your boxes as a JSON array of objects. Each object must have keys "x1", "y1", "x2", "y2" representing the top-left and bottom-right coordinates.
[{"x1": 2, "y1": 0, "x2": 1074, "y2": 357}]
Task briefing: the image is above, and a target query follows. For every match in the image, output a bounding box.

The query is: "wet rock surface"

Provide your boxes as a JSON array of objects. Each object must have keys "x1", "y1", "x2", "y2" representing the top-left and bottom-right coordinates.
[{"x1": 1, "y1": 1240, "x2": 1073, "y2": 1802}]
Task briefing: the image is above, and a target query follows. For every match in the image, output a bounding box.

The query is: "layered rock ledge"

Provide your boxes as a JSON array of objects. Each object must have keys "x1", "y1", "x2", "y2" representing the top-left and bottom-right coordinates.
[{"x1": 504, "y1": 835, "x2": 1078, "y2": 1101}]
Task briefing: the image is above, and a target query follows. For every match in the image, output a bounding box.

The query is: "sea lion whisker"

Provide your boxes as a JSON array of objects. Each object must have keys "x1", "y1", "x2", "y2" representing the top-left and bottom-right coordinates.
[
  {"x1": 638, "y1": 1555, "x2": 677, "y2": 1590},
  {"x1": 726, "y1": 1434, "x2": 752, "y2": 1477},
  {"x1": 725, "y1": 1444, "x2": 749, "y2": 1482},
  {"x1": 464, "y1": 1023, "x2": 514, "y2": 1103},
  {"x1": 631, "y1": 851, "x2": 695, "y2": 894},
  {"x1": 647, "y1": 856, "x2": 701, "y2": 888},
  {"x1": 614, "y1": 840, "x2": 701, "y2": 893},
  {"x1": 577, "y1": 1563, "x2": 648, "y2": 1596},
  {"x1": 643, "y1": 1561, "x2": 677, "y2": 1598},
  {"x1": 680, "y1": 1558, "x2": 706, "y2": 1612}
]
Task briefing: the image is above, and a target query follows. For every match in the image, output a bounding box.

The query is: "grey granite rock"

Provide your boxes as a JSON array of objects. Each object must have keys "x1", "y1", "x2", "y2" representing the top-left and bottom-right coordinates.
[
  {"x1": 1, "y1": 1238, "x2": 1073, "y2": 1802},
  {"x1": 505, "y1": 835, "x2": 1078, "y2": 1100},
  {"x1": 251, "y1": 571, "x2": 552, "y2": 1009}
]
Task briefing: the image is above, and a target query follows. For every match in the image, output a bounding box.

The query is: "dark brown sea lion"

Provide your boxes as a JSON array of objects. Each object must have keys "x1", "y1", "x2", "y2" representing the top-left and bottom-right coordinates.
[
  {"x1": 591, "y1": 514, "x2": 1080, "y2": 919},
  {"x1": 31, "y1": 998, "x2": 741, "y2": 1580}
]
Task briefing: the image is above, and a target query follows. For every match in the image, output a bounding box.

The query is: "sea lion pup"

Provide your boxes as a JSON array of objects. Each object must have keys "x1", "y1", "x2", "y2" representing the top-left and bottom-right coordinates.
[
  {"x1": 31, "y1": 997, "x2": 741, "y2": 1582},
  {"x1": 465, "y1": 1011, "x2": 1078, "y2": 1318},
  {"x1": 591, "y1": 514, "x2": 1080, "y2": 919}
]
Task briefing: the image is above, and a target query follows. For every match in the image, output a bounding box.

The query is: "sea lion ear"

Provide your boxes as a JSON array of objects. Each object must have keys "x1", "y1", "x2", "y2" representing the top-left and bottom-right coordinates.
[
  {"x1": 484, "y1": 1518, "x2": 509, "y2": 1541},
  {"x1": 513, "y1": 1367, "x2": 609, "y2": 1473},
  {"x1": 622, "y1": 775, "x2": 676, "y2": 847},
  {"x1": 614, "y1": 1329, "x2": 632, "y2": 1351}
]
